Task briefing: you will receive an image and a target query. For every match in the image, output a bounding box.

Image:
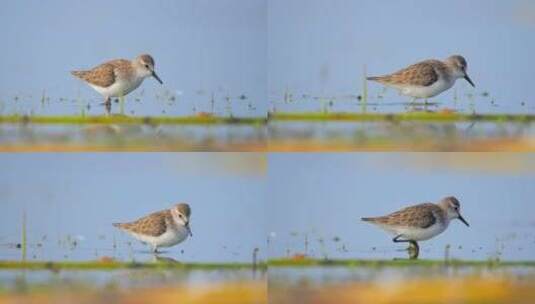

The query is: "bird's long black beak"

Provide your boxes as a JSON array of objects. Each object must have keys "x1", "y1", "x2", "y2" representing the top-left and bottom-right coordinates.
[
  {"x1": 458, "y1": 214, "x2": 470, "y2": 227},
  {"x1": 152, "y1": 71, "x2": 163, "y2": 84},
  {"x1": 464, "y1": 74, "x2": 475, "y2": 87}
]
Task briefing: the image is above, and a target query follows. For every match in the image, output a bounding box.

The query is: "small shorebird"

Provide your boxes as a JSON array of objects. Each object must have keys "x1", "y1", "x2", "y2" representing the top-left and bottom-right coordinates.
[
  {"x1": 113, "y1": 203, "x2": 192, "y2": 253},
  {"x1": 71, "y1": 54, "x2": 163, "y2": 113},
  {"x1": 362, "y1": 196, "x2": 469, "y2": 259},
  {"x1": 367, "y1": 55, "x2": 475, "y2": 102}
]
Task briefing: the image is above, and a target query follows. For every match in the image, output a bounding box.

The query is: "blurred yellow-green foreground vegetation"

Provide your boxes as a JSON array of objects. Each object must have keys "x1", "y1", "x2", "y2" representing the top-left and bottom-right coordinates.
[{"x1": 1, "y1": 111, "x2": 534, "y2": 151}]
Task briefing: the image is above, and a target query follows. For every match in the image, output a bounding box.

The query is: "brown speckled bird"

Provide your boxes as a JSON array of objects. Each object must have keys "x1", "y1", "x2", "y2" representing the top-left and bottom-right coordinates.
[
  {"x1": 113, "y1": 203, "x2": 192, "y2": 253},
  {"x1": 367, "y1": 55, "x2": 475, "y2": 101},
  {"x1": 71, "y1": 54, "x2": 163, "y2": 113},
  {"x1": 362, "y1": 196, "x2": 469, "y2": 259}
]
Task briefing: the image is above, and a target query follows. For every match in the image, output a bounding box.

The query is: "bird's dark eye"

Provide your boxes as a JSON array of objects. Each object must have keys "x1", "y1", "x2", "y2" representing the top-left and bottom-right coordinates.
[
  {"x1": 179, "y1": 214, "x2": 183, "y2": 218},
  {"x1": 144, "y1": 64, "x2": 149, "y2": 68}
]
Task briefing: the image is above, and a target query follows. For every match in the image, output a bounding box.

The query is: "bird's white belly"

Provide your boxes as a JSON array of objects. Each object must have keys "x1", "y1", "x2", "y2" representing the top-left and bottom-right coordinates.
[
  {"x1": 90, "y1": 77, "x2": 144, "y2": 98},
  {"x1": 131, "y1": 226, "x2": 189, "y2": 248},
  {"x1": 397, "y1": 223, "x2": 448, "y2": 241},
  {"x1": 400, "y1": 78, "x2": 455, "y2": 98}
]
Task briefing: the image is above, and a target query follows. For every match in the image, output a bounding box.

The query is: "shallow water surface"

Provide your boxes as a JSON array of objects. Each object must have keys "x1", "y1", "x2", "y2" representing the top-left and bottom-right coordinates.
[
  {"x1": 268, "y1": 120, "x2": 535, "y2": 151},
  {"x1": 0, "y1": 123, "x2": 267, "y2": 151},
  {"x1": 269, "y1": 265, "x2": 535, "y2": 304}
]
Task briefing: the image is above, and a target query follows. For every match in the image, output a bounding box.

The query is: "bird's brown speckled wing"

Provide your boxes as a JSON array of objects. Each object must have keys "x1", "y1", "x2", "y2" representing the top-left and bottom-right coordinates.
[
  {"x1": 71, "y1": 59, "x2": 130, "y2": 88},
  {"x1": 369, "y1": 203, "x2": 439, "y2": 228},
  {"x1": 114, "y1": 210, "x2": 171, "y2": 237},
  {"x1": 373, "y1": 60, "x2": 440, "y2": 87}
]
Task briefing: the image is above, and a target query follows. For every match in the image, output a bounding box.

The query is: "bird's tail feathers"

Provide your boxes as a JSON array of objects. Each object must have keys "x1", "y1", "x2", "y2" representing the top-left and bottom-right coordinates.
[{"x1": 70, "y1": 70, "x2": 86, "y2": 78}]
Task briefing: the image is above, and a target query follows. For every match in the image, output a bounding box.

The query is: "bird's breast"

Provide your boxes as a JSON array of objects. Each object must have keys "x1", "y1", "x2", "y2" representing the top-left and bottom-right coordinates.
[{"x1": 401, "y1": 77, "x2": 455, "y2": 98}]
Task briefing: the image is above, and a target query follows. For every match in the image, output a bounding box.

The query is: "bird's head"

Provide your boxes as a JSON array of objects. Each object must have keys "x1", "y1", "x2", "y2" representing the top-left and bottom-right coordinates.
[{"x1": 446, "y1": 55, "x2": 474, "y2": 87}]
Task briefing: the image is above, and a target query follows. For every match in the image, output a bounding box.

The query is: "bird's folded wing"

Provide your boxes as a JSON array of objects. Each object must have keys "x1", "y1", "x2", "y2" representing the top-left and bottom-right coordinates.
[
  {"x1": 389, "y1": 61, "x2": 439, "y2": 86},
  {"x1": 385, "y1": 203, "x2": 438, "y2": 228},
  {"x1": 123, "y1": 211, "x2": 168, "y2": 237},
  {"x1": 73, "y1": 62, "x2": 118, "y2": 88}
]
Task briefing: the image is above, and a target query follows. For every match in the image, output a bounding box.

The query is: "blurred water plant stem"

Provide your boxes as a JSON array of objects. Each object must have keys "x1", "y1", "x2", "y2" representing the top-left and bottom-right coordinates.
[
  {"x1": 361, "y1": 65, "x2": 368, "y2": 113},
  {"x1": 21, "y1": 210, "x2": 27, "y2": 261},
  {"x1": 119, "y1": 95, "x2": 125, "y2": 115}
]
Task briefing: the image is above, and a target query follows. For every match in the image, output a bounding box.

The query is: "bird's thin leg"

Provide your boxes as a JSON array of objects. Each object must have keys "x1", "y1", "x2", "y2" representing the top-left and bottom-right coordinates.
[
  {"x1": 152, "y1": 246, "x2": 159, "y2": 255},
  {"x1": 408, "y1": 241, "x2": 419, "y2": 259},
  {"x1": 407, "y1": 97, "x2": 417, "y2": 111},
  {"x1": 393, "y1": 235, "x2": 410, "y2": 243},
  {"x1": 104, "y1": 96, "x2": 111, "y2": 115},
  {"x1": 393, "y1": 235, "x2": 419, "y2": 259}
]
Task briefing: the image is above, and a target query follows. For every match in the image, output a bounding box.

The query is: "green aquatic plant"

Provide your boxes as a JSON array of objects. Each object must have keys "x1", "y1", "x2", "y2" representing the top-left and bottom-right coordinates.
[
  {"x1": 267, "y1": 257, "x2": 535, "y2": 268},
  {"x1": 0, "y1": 260, "x2": 267, "y2": 271},
  {"x1": 268, "y1": 112, "x2": 535, "y2": 123},
  {"x1": 21, "y1": 211, "x2": 27, "y2": 261},
  {"x1": 0, "y1": 114, "x2": 266, "y2": 126}
]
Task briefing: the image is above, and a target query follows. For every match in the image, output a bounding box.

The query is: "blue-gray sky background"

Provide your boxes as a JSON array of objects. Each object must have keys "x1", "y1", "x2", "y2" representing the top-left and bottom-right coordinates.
[
  {"x1": 0, "y1": 0, "x2": 266, "y2": 116},
  {"x1": 268, "y1": 0, "x2": 535, "y2": 113}
]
